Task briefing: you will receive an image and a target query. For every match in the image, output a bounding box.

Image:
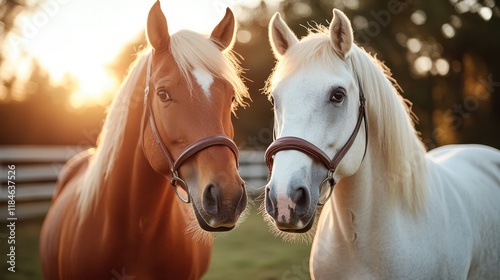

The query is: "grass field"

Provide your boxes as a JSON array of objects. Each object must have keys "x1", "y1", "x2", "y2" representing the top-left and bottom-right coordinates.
[
  {"x1": 203, "y1": 208, "x2": 311, "y2": 280},
  {"x1": 1, "y1": 218, "x2": 44, "y2": 280},
  {"x1": 1, "y1": 208, "x2": 311, "y2": 280}
]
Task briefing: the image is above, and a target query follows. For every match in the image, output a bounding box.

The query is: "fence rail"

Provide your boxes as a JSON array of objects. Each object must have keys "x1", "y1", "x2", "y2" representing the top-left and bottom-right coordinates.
[{"x1": 0, "y1": 146, "x2": 267, "y2": 219}]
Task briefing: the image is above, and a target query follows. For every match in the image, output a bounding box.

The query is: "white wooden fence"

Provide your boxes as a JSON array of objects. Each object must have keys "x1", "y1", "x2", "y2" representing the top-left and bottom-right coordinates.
[{"x1": 0, "y1": 146, "x2": 267, "y2": 219}]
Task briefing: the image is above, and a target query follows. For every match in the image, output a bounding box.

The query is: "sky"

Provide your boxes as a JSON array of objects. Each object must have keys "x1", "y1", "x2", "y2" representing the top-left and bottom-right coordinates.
[{"x1": 5, "y1": 0, "x2": 263, "y2": 107}]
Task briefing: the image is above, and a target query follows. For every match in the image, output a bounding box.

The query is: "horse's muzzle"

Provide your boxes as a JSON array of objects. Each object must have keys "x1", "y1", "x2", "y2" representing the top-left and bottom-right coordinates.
[
  {"x1": 265, "y1": 184, "x2": 315, "y2": 232},
  {"x1": 193, "y1": 182, "x2": 247, "y2": 232}
]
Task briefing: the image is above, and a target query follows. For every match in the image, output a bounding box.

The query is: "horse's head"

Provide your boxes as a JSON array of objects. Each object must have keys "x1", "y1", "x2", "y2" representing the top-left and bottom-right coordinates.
[
  {"x1": 264, "y1": 9, "x2": 367, "y2": 234},
  {"x1": 143, "y1": 2, "x2": 249, "y2": 232}
]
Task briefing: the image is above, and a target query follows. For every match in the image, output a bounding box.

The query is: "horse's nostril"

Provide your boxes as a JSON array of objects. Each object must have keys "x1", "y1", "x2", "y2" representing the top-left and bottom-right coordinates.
[
  {"x1": 294, "y1": 187, "x2": 307, "y2": 204},
  {"x1": 265, "y1": 185, "x2": 277, "y2": 216},
  {"x1": 236, "y1": 184, "x2": 248, "y2": 213},
  {"x1": 291, "y1": 186, "x2": 310, "y2": 216},
  {"x1": 203, "y1": 184, "x2": 220, "y2": 215}
]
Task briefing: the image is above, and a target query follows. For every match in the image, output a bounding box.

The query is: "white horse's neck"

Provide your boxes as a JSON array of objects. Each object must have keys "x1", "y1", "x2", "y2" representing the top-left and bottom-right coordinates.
[{"x1": 328, "y1": 140, "x2": 398, "y2": 244}]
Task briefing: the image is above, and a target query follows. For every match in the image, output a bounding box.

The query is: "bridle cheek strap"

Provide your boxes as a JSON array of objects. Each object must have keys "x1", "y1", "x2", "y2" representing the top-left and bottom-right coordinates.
[{"x1": 140, "y1": 53, "x2": 239, "y2": 203}]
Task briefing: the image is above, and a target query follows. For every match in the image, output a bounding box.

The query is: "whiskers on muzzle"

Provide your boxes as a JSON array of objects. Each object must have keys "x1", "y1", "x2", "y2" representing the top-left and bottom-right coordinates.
[
  {"x1": 258, "y1": 196, "x2": 322, "y2": 244},
  {"x1": 185, "y1": 190, "x2": 254, "y2": 245}
]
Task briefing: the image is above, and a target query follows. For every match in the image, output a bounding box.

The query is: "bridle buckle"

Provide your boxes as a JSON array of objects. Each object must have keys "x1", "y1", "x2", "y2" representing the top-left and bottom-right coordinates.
[
  {"x1": 318, "y1": 170, "x2": 335, "y2": 205},
  {"x1": 170, "y1": 171, "x2": 191, "y2": 203}
]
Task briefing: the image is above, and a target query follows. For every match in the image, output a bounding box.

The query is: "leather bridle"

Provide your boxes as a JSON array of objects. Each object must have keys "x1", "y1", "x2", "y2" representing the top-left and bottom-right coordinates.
[
  {"x1": 265, "y1": 66, "x2": 368, "y2": 205},
  {"x1": 141, "y1": 53, "x2": 239, "y2": 203}
]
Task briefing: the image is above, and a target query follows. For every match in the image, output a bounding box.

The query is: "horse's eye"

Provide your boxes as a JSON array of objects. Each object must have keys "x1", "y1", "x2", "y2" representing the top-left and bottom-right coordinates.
[
  {"x1": 269, "y1": 95, "x2": 275, "y2": 106},
  {"x1": 330, "y1": 87, "x2": 346, "y2": 104},
  {"x1": 157, "y1": 89, "x2": 172, "y2": 102}
]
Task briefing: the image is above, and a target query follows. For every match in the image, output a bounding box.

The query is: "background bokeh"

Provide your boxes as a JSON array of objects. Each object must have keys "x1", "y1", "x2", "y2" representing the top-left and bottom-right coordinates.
[{"x1": 1, "y1": 0, "x2": 499, "y2": 149}]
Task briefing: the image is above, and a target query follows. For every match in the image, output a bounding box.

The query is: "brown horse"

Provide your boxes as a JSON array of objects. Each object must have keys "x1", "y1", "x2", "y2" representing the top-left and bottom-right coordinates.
[{"x1": 40, "y1": 2, "x2": 249, "y2": 279}]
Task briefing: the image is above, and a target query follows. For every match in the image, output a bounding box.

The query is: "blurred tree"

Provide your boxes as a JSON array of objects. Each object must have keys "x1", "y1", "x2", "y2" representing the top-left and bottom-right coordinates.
[
  {"x1": 0, "y1": 0, "x2": 35, "y2": 100},
  {"x1": 0, "y1": 59, "x2": 105, "y2": 145},
  {"x1": 108, "y1": 33, "x2": 148, "y2": 82},
  {"x1": 2, "y1": 0, "x2": 498, "y2": 148},
  {"x1": 233, "y1": 0, "x2": 500, "y2": 149},
  {"x1": 24, "y1": 61, "x2": 74, "y2": 105},
  {"x1": 0, "y1": 1, "x2": 108, "y2": 145},
  {"x1": 232, "y1": 1, "x2": 276, "y2": 148}
]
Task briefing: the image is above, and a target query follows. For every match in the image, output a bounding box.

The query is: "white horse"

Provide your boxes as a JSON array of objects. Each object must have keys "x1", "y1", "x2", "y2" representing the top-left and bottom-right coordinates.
[{"x1": 263, "y1": 8, "x2": 500, "y2": 279}]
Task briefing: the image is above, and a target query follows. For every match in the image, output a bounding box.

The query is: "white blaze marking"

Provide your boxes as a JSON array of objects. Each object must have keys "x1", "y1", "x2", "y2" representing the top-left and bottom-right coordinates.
[{"x1": 192, "y1": 68, "x2": 214, "y2": 96}]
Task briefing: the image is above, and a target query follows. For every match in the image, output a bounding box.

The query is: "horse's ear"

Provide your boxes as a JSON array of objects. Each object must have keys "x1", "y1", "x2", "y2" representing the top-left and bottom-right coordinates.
[
  {"x1": 210, "y1": 8, "x2": 236, "y2": 51},
  {"x1": 147, "y1": 1, "x2": 170, "y2": 53},
  {"x1": 329, "y1": 9, "x2": 353, "y2": 59},
  {"x1": 269, "y1": 12, "x2": 298, "y2": 59}
]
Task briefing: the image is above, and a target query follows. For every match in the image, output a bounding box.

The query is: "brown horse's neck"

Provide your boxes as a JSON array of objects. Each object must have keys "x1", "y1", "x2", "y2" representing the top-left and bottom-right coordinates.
[
  {"x1": 98, "y1": 83, "x2": 179, "y2": 236},
  {"x1": 71, "y1": 70, "x2": 211, "y2": 279}
]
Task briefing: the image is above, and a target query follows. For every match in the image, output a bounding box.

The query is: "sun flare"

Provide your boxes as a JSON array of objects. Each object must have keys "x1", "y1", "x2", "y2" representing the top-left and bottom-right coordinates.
[
  {"x1": 68, "y1": 66, "x2": 118, "y2": 108},
  {"x1": 11, "y1": 0, "x2": 247, "y2": 109}
]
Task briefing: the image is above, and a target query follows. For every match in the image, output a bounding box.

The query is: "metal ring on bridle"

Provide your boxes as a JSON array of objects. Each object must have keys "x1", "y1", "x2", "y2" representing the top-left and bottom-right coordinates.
[
  {"x1": 170, "y1": 171, "x2": 191, "y2": 203},
  {"x1": 318, "y1": 170, "x2": 335, "y2": 205}
]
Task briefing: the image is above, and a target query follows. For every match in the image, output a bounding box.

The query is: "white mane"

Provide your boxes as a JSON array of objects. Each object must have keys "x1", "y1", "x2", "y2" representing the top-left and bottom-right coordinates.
[
  {"x1": 266, "y1": 28, "x2": 427, "y2": 215},
  {"x1": 350, "y1": 46, "x2": 427, "y2": 215},
  {"x1": 77, "y1": 30, "x2": 249, "y2": 218}
]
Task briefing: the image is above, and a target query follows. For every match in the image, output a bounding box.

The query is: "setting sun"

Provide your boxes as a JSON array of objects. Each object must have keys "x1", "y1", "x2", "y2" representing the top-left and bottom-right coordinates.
[
  {"x1": 9, "y1": 0, "x2": 248, "y2": 108},
  {"x1": 68, "y1": 66, "x2": 118, "y2": 108}
]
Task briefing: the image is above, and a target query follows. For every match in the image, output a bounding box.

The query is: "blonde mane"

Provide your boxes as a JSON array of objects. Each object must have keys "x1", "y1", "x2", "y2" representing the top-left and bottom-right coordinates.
[
  {"x1": 77, "y1": 50, "x2": 148, "y2": 217},
  {"x1": 266, "y1": 27, "x2": 427, "y2": 215},
  {"x1": 77, "y1": 30, "x2": 249, "y2": 218}
]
